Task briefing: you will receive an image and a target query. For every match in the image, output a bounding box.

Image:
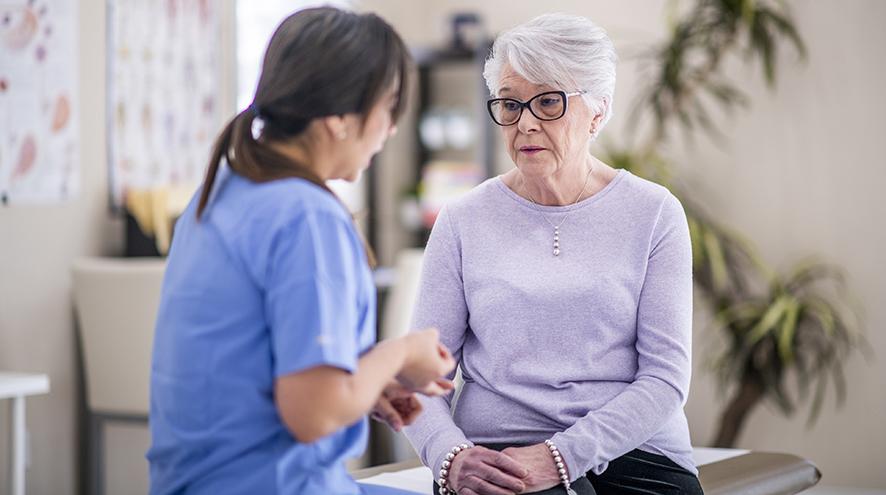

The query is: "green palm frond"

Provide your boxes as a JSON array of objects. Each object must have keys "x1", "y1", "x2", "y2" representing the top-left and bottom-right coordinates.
[
  {"x1": 632, "y1": 0, "x2": 805, "y2": 145},
  {"x1": 710, "y1": 258, "x2": 864, "y2": 426},
  {"x1": 599, "y1": 144, "x2": 673, "y2": 186},
  {"x1": 684, "y1": 203, "x2": 770, "y2": 302}
]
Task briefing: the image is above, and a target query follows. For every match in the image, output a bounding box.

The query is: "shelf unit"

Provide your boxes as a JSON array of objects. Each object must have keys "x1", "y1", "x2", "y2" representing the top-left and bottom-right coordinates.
[{"x1": 366, "y1": 41, "x2": 496, "y2": 254}]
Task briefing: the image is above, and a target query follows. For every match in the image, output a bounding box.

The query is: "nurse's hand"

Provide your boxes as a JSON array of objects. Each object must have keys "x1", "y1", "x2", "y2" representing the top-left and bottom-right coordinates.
[
  {"x1": 397, "y1": 328, "x2": 456, "y2": 391},
  {"x1": 413, "y1": 376, "x2": 455, "y2": 397},
  {"x1": 370, "y1": 381, "x2": 423, "y2": 432}
]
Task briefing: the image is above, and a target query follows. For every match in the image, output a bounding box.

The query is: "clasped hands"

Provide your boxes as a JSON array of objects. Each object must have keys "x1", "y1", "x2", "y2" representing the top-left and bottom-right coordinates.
[{"x1": 443, "y1": 444, "x2": 564, "y2": 495}]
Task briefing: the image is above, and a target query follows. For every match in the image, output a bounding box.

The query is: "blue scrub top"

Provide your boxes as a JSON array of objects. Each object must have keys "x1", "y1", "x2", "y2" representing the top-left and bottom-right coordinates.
[{"x1": 147, "y1": 165, "x2": 378, "y2": 494}]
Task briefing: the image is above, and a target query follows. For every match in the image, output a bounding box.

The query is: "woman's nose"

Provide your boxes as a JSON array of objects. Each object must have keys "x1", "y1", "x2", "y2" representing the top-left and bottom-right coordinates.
[{"x1": 516, "y1": 109, "x2": 540, "y2": 134}]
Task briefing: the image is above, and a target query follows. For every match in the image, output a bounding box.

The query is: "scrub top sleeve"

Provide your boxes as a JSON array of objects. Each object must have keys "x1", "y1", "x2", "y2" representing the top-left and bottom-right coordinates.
[{"x1": 264, "y1": 211, "x2": 363, "y2": 378}]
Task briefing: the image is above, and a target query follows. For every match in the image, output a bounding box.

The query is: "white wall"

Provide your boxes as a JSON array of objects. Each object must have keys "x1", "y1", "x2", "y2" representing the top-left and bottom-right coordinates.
[
  {"x1": 0, "y1": 0, "x2": 120, "y2": 493},
  {"x1": 364, "y1": 0, "x2": 886, "y2": 489}
]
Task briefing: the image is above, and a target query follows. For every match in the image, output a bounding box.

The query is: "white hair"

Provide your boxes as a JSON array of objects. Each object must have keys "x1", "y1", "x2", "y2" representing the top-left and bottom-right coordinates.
[{"x1": 483, "y1": 13, "x2": 618, "y2": 133}]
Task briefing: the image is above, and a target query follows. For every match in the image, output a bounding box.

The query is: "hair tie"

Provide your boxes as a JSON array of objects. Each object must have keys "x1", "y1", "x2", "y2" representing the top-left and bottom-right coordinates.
[{"x1": 249, "y1": 102, "x2": 262, "y2": 118}]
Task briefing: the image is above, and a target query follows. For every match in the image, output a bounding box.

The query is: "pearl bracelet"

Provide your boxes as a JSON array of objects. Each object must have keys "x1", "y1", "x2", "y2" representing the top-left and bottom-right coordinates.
[
  {"x1": 437, "y1": 443, "x2": 471, "y2": 495},
  {"x1": 544, "y1": 439, "x2": 577, "y2": 495}
]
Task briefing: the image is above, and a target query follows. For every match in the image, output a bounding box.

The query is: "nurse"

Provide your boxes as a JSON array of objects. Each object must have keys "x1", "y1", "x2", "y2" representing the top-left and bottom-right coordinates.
[{"x1": 147, "y1": 7, "x2": 454, "y2": 495}]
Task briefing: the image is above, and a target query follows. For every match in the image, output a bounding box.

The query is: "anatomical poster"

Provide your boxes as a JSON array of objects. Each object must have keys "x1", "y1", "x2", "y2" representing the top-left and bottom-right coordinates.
[
  {"x1": 107, "y1": 0, "x2": 222, "y2": 207},
  {"x1": 0, "y1": 0, "x2": 80, "y2": 205}
]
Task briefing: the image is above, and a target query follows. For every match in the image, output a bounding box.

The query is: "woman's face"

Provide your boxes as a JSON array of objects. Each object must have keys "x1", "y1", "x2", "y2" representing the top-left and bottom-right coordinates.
[
  {"x1": 497, "y1": 65, "x2": 594, "y2": 180},
  {"x1": 335, "y1": 84, "x2": 400, "y2": 182}
]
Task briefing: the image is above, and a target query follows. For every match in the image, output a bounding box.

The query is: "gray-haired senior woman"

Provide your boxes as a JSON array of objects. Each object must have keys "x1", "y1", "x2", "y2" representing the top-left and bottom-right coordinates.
[{"x1": 403, "y1": 13, "x2": 705, "y2": 495}]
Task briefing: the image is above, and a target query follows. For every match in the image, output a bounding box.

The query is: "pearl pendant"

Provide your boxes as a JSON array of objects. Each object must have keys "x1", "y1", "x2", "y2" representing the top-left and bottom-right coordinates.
[{"x1": 553, "y1": 227, "x2": 560, "y2": 256}]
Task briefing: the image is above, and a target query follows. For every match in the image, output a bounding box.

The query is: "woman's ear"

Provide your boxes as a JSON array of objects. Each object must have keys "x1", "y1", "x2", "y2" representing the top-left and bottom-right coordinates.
[
  {"x1": 590, "y1": 116, "x2": 601, "y2": 135},
  {"x1": 590, "y1": 97, "x2": 608, "y2": 134},
  {"x1": 322, "y1": 115, "x2": 349, "y2": 141}
]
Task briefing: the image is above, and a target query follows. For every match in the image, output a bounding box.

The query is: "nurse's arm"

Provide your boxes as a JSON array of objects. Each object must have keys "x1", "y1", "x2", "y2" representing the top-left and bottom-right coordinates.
[{"x1": 274, "y1": 337, "x2": 409, "y2": 443}]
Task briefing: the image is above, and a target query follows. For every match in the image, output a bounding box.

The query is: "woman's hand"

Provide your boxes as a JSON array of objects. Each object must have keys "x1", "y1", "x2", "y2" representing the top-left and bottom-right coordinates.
[
  {"x1": 370, "y1": 378, "x2": 454, "y2": 432},
  {"x1": 448, "y1": 446, "x2": 529, "y2": 495},
  {"x1": 500, "y1": 444, "x2": 563, "y2": 493},
  {"x1": 370, "y1": 381, "x2": 423, "y2": 432},
  {"x1": 397, "y1": 328, "x2": 456, "y2": 391}
]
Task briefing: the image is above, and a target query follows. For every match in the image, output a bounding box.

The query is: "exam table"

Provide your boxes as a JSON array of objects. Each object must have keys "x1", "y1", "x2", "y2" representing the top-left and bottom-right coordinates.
[{"x1": 352, "y1": 447, "x2": 821, "y2": 494}]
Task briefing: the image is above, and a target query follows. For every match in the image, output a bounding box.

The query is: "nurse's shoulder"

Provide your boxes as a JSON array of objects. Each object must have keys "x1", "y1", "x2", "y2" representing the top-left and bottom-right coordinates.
[
  {"x1": 234, "y1": 174, "x2": 348, "y2": 222},
  {"x1": 211, "y1": 173, "x2": 357, "y2": 281},
  {"x1": 203, "y1": 172, "x2": 350, "y2": 242}
]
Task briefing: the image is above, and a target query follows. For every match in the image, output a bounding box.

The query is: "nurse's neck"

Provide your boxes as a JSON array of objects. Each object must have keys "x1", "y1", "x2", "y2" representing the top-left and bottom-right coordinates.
[{"x1": 266, "y1": 131, "x2": 338, "y2": 182}]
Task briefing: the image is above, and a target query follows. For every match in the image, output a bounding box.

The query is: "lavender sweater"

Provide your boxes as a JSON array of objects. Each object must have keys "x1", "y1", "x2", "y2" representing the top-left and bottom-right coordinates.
[{"x1": 402, "y1": 169, "x2": 698, "y2": 481}]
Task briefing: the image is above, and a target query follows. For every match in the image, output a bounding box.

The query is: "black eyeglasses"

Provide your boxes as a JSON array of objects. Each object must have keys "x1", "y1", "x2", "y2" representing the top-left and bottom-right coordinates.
[{"x1": 487, "y1": 90, "x2": 586, "y2": 126}]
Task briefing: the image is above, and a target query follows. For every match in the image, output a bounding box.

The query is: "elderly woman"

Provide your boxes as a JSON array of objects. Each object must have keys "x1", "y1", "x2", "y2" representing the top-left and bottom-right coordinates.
[{"x1": 403, "y1": 13, "x2": 703, "y2": 495}]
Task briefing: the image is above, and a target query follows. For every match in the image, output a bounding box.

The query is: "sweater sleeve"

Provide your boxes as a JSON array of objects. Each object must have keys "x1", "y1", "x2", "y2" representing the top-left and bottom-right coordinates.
[
  {"x1": 551, "y1": 193, "x2": 694, "y2": 480},
  {"x1": 402, "y1": 206, "x2": 475, "y2": 474}
]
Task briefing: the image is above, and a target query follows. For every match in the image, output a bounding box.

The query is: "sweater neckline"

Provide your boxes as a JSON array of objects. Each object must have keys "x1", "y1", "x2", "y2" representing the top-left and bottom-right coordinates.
[{"x1": 494, "y1": 168, "x2": 628, "y2": 213}]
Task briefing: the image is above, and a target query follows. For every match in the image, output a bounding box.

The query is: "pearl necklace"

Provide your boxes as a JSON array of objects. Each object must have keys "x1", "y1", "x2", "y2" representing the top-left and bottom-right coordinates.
[{"x1": 522, "y1": 165, "x2": 594, "y2": 257}]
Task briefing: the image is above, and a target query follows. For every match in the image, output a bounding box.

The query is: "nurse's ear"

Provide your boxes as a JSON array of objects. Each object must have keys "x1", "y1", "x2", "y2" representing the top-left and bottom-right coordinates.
[{"x1": 321, "y1": 115, "x2": 350, "y2": 142}]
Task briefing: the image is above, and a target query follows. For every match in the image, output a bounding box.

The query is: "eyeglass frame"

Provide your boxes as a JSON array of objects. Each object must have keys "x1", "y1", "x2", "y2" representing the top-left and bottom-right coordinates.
[{"x1": 486, "y1": 90, "x2": 587, "y2": 126}]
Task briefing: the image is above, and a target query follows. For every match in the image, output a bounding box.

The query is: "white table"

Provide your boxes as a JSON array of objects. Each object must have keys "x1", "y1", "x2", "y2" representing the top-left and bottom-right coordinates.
[{"x1": 0, "y1": 372, "x2": 50, "y2": 495}]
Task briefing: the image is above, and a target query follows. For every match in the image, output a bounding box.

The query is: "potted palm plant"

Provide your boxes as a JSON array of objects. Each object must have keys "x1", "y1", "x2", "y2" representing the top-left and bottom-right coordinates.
[
  {"x1": 606, "y1": 0, "x2": 869, "y2": 447},
  {"x1": 709, "y1": 259, "x2": 865, "y2": 446}
]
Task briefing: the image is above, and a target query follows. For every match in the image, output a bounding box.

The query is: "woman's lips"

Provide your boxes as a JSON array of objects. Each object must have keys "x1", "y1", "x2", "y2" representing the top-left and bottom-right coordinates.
[{"x1": 519, "y1": 146, "x2": 546, "y2": 155}]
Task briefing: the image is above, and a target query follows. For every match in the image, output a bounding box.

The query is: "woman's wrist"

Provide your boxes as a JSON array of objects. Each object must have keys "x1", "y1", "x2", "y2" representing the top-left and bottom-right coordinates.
[
  {"x1": 437, "y1": 443, "x2": 471, "y2": 494},
  {"x1": 544, "y1": 439, "x2": 576, "y2": 494}
]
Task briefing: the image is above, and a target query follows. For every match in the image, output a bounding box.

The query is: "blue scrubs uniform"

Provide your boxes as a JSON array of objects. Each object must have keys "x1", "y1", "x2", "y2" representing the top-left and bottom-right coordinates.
[{"x1": 147, "y1": 165, "x2": 416, "y2": 494}]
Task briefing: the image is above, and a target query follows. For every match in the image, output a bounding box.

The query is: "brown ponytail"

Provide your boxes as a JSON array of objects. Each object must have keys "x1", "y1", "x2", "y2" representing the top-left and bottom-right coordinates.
[
  {"x1": 196, "y1": 107, "x2": 327, "y2": 221},
  {"x1": 195, "y1": 112, "x2": 237, "y2": 220}
]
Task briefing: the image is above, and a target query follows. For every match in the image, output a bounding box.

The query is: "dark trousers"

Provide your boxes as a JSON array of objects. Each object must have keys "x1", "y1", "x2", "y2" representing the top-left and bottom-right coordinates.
[{"x1": 434, "y1": 444, "x2": 703, "y2": 495}]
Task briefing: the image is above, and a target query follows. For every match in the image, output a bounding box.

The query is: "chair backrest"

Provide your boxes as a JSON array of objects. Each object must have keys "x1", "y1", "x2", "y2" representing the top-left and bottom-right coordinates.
[
  {"x1": 381, "y1": 248, "x2": 465, "y2": 392},
  {"x1": 72, "y1": 257, "x2": 166, "y2": 415},
  {"x1": 380, "y1": 248, "x2": 426, "y2": 341}
]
